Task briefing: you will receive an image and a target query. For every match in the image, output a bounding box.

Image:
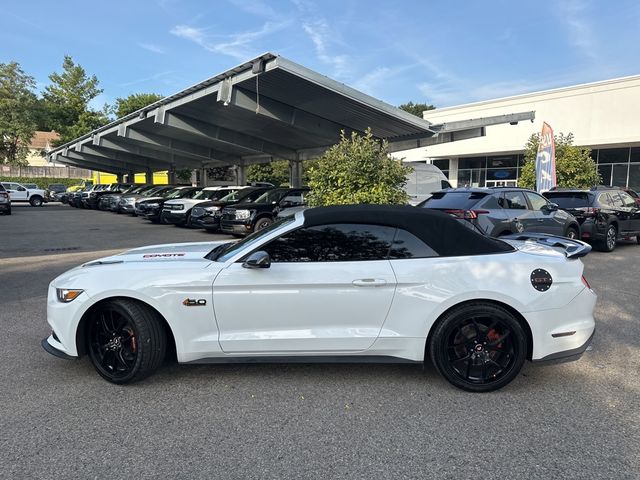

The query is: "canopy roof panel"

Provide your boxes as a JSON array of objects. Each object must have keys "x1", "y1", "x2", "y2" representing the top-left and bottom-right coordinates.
[{"x1": 49, "y1": 52, "x2": 534, "y2": 176}]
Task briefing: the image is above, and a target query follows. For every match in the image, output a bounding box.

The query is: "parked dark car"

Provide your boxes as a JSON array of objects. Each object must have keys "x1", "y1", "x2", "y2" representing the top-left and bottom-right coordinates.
[
  {"x1": 69, "y1": 184, "x2": 100, "y2": 208},
  {"x1": 86, "y1": 183, "x2": 132, "y2": 209},
  {"x1": 136, "y1": 186, "x2": 202, "y2": 222},
  {"x1": 99, "y1": 184, "x2": 145, "y2": 211},
  {"x1": 220, "y1": 187, "x2": 310, "y2": 236},
  {"x1": 0, "y1": 183, "x2": 11, "y2": 215},
  {"x1": 80, "y1": 184, "x2": 111, "y2": 208},
  {"x1": 419, "y1": 187, "x2": 581, "y2": 239},
  {"x1": 47, "y1": 184, "x2": 67, "y2": 201},
  {"x1": 543, "y1": 186, "x2": 640, "y2": 251},
  {"x1": 191, "y1": 187, "x2": 274, "y2": 231},
  {"x1": 119, "y1": 185, "x2": 175, "y2": 215}
]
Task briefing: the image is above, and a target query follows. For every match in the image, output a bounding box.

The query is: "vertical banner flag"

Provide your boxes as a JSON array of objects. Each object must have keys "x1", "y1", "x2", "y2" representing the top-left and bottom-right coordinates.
[{"x1": 535, "y1": 122, "x2": 556, "y2": 192}]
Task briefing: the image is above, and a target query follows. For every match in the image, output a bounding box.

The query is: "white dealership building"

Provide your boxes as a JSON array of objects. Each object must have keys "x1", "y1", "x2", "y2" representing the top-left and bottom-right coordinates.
[{"x1": 397, "y1": 74, "x2": 640, "y2": 190}]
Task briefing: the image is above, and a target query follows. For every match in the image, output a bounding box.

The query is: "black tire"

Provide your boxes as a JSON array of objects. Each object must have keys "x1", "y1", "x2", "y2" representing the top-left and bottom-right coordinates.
[
  {"x1": 429, "y1": 302, "x2": 527, "y2": 392},
  {"x1": 565, "y1": 226, "x2": 579, "y2": 240},
  {"x1": 29, "y1": 196, "x2": 43, "y2": 207},
  {"x1": 254, "y1": 216, "x2": 273, "y2": 231},
  {"x1": 637, "y1": 234, "x2": 640, "y2": 245},
  {"x1": 597, "y1": 224, "x2": 617, "y2": 252},
  {"x1": 6, "y1": 208, "x2": 11, "y2": 215},
  {"x1": 87, "y1": 299, "x2": 166, "y2": 384}
]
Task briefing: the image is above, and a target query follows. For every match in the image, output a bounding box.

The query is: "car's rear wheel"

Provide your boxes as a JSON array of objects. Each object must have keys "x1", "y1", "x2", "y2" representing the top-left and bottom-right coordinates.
[
  {"x1": 30, "y1": 196, "x2": 43, "y2": 207},
  {"x1": 429, "y1": 302, "x2": 527, "y2": 392},
  {"x1": 87, "y1": 299, "x2": 166, "y2": 384},
  {"x1": 565, "y1": 226, "x2": 579, "y2": 240},
  {"x1": 598, "y1": 224, "x2": 617, "y2": 252}
]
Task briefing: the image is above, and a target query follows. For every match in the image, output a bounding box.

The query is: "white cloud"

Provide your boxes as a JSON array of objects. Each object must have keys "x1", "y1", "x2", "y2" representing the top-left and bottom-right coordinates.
[
  {"x1": 139, "y1": 43, "x2": 165, "y2": 54},
  {"x1": 302, "y1": 19, "x2": 350, "y2": 78},
  {"x1": 558, "y1": 0, "x2": 598, "y2": 60},
  {"x1": 170, "y1": 21, "x2": 289, "y2": 60}
]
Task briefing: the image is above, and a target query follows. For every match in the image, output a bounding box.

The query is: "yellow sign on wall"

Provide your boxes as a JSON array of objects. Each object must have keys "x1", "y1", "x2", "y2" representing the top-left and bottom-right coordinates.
[{"x1": 92, "y1": 171, "x2": 169, "y2": 185}]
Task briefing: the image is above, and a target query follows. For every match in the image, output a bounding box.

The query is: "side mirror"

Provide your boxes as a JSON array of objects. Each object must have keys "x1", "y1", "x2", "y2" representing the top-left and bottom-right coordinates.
[
  {"x1": 545, "y1": 202, "x2": 559, "y2": 211},
  {"x1": 242, "y1": 251, "x2": 271, "y2": 269}
]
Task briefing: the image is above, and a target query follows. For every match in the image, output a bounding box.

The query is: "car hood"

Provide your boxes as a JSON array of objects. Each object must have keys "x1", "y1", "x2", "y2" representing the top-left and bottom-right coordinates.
[
  {"x1": 138, "y1": 196, "x2": 165, "y2": 203},
  {"x1": 226, "y1": 201, "x2": 271, "y2": 210},
  {"x1": 82, "y1": 241, "x2": 229, "y2": 266}
]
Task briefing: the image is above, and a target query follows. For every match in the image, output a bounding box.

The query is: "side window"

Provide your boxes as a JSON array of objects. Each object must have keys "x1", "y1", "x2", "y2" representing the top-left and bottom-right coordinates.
[
  {"x1": 609, "y1": 192, "x2": 625, "y2": 208},
  {"x1": 618, "y1": 192, "x2": 636, "y2": 208},
  {"x1": 441, "y1": 180, "x2": 452, "y2": 189},
  {"x1": 524, "y1": 192, "x2": 548, "y2": 211},
  {"x1": 261, "y1": 223, "x2": 395, "y2": 262},
  {"x1": 280, "y1": 192, "x2": 305, "y2": 207},
  {"x1": 389, "y1": 229, "x2": 438, "y2": 259},
  {"x1": 479, "y1": 194, "x2": 500, "y2": 209},
  {"x1": 597, "y1": 193, "x2": 613, "y2": 207},
  {"x1": 501, "y1": 191, "x2": 528, "y2": 209}
]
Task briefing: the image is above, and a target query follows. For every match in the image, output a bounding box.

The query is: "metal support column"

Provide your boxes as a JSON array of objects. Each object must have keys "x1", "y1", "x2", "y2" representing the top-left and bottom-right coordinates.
[
  {"x1": 127, "y1": 170, "x2": 136, "y2": 183},
  {"x1": 235, "y1": 161, "x2": 246, "y2": 186},
  {"x1": 168, "y1": 166, "x2": 176, "y2": 184},
  {"x1": 145, "y1": 168, "x2": 153, "y2": 184},
  {"x1": 200, "y1": 167, "x2": 207, "y2": 187},
  {"x1": 117, "y1": 173, "x2": 124, "y2": 183},
  {"x1": 289, "y1": 156, "x2": 303, "y2": 187}
]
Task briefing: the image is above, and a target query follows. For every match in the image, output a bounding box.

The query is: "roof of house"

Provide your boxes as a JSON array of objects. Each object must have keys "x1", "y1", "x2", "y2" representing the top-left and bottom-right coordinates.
[{"x1": 30, "y1": 131, "x2": 59, "y2": 150}]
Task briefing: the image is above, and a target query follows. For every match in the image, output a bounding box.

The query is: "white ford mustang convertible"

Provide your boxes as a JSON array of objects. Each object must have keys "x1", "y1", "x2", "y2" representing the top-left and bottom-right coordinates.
[{"x1": 43, "y1": 205, "x2": 596, "y2": 392}]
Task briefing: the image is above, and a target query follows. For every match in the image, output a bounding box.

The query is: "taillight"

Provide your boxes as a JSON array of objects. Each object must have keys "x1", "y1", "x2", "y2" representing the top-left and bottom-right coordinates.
[
  {"x1": 0, "y1": 192, "x2": 7, "y2": 199},
  {"x1": 577, "y1": 207, "x2": 599, "y2": 217},
  {"x1": 444, "y1": 209, "x2": 489, "y2": 220},
  {"x1": 581, "y1": 275, "x2": 591, "y2": 289}
]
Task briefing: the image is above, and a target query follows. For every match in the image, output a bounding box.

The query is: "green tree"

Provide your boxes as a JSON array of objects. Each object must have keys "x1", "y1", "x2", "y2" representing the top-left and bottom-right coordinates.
[
  {"x1": 518, "y1": 132, "x2": 600, "y2": 190},
  {"x1": 114, "y1": 93, "x2": 164, "y2": 118},
  {"x1": 246, "y1": 160, "x2": 290, "y2": 186},
  {"x1": 0, "y1": 61, "x2": 38, "y2": 165},
  {"x1": 307, "y1": 129, "x2": 412, "y2": 206},
  {"x1": 43, "y1": 56, "x2": 106, "y2": 144},
  {"x1": 398, "y1": 101, "x2": 435, "y2": 117}
]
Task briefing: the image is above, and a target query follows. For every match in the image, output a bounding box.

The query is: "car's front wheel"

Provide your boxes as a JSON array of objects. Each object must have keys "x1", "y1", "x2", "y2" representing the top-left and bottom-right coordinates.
[
  {"x1": 254, "y1": 216, "x2": 273, "y2": 231},
  {"x1": 87, "y1": 299, "x2": 166, "y2": 384},
  {"x1": 429, "y1": 302, "x2": 527, "y2": 392}
]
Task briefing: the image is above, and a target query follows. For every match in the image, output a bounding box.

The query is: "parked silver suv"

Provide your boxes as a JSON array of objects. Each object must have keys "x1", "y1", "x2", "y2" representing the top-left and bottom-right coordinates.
[
  {"x1": 419, "y1": 187, "x2": 581, "y2": 238},
  {"x1": 0, "y1": 183, "x2": 11, "y2": 215}
]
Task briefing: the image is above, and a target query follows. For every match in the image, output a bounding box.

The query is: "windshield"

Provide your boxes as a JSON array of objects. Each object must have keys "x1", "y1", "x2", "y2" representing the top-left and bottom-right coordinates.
[
  {"x1": 143, "y1": 186, "x2": 167, "y2": 196},
  {"x1": 162, "y1": 188, "x2": 184, "y2": 199},
  {"x1": 253, "y1": 188, "x2": 289, "y2": 204},
  {"x1": 212, "y1": 216, "x2": 296, "y2": 262},
  {"x1": 194, "y1": 188, "x2": 237, "y2": 201}
]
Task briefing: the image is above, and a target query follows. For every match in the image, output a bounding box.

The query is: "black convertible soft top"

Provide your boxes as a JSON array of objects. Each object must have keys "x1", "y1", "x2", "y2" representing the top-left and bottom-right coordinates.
[{"x1": 301, "y1": 205, "x2": 514, "y2": 256}]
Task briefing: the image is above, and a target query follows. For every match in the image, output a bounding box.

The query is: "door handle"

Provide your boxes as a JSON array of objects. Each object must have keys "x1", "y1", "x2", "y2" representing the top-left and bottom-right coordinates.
[
  {"x1": 538, "y1": 218, "x2": 544, "y2": 222},
  {"x1": 352, "y1": 278, "x2": 387, "y2": 287}
]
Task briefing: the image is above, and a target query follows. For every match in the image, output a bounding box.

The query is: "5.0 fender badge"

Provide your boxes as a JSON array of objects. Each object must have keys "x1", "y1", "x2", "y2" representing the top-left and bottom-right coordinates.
[
  {"x1": 183, "y1": 298, "x2": 207, "y2": 306},
  {"x1": 530, "y1": 269, "x2": 553, "y2": 292}
]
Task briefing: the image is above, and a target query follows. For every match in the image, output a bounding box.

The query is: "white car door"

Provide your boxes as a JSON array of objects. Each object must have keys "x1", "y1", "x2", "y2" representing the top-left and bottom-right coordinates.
[
  {"x1": 6, "y1": 183, "x2": 28, "y2": 201},
  {"x1": 213, "y1": 223, "x2": 398, "y2": 353}
]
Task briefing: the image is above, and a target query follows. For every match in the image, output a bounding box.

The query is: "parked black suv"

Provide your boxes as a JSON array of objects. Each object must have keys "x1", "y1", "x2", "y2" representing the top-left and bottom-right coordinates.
[
  {"x1": 191, "y1": 187, "x2": 274, "y2": 231},
  {"x1": 419, "y1": 187, "x2": 581, "y2": 238},
  {"x1": 543, "y1": 186, "x2": 640, "y2": 251},
  {"x1": 220, "y1": 187, "x2": 310, "y2": 236}
]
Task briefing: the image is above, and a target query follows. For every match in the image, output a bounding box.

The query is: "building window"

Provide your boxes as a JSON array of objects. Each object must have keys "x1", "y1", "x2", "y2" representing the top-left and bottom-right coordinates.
[
  {"x1": 630, "y1": 147, "x2": 640, "y2": 163},
  {"x1": 598, "y1": 164, "x2": 612, "y2": 185},
  {"x1": 458, "y1": 157, "x2": 485, "y2": 169},
  {"x1": 629, "y1": 164, "x2": 640, "y2": 191},
  {"x1": 598, "y1": 148, "x2": 629, "y2": 164},
  {"x1": 487, "y1": 155, "x2": 518, "y2": 168},
  {"x1": 432, "y1": 159, "x2": 450, "y2": 171}
]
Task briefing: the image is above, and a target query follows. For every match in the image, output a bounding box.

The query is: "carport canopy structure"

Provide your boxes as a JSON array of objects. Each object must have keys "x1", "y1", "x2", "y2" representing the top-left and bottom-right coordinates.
[{"x1": 49, "y1": 52, "x2": 535, "y2": 186}]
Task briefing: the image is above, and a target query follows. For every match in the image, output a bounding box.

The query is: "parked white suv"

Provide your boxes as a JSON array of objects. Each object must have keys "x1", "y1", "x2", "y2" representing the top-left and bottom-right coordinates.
[
  {"x1": 161, "y1": 186, "x2": 246, "y2": 226},
  {"x1": 1, "y1": 182, "x2": 48, "y2": 207}
]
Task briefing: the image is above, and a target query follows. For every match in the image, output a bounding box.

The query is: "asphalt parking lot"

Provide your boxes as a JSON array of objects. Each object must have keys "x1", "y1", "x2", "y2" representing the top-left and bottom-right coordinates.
[{"x1": 1, "y1": 203, "x2": 639, "y2": 479}]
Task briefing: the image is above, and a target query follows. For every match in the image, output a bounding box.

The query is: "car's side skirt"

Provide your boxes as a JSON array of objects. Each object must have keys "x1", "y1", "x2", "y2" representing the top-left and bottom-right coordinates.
[{"x1": 183, "y1": 355, "x2": 423, "y2": 365}]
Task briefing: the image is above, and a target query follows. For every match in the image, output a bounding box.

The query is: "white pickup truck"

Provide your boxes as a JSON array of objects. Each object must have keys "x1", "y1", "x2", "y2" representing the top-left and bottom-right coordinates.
[{"x1": 0, "y1": 182, "x2": 48, "y2": 206}]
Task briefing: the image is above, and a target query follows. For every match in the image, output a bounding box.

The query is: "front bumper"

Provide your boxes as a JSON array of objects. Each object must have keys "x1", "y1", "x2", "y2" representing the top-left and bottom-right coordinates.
[
  {"x1": 120, "y1": 203, "x2": 135, "y2": 213},
  {"x1": 42, "y1": 337, "x2": 77, "y2": 360},
  {"x1": 162, "y1": 210, "x2": 188, "y2": 225},
  {"x1": 192, "y1": 214, "x2": 221, "y2": 230},
  {"x1": 220, "y1": 219, "x2": 253, "y2": 235}
]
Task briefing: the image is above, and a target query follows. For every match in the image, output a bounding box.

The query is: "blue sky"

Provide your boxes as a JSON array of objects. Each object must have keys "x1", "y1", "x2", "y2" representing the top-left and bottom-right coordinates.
[{"x1": 2, "y1": 0, "x2": 639, "y2": 112}]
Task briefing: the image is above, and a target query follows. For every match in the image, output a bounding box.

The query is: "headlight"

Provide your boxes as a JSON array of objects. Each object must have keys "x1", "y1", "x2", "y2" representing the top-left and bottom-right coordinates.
[
  {"x1": 126, "y1": 198, "x2": 135, "y2": 204},
  {"x1": 204, "y1": 206, "x2": 220, "y2": 212},
  {"x1": 235, "y1": 209, "x2": 251, "y2": 219},
  {"x1": 56, "y1": 288, "x2": 83, "y2": 303},
  {"x1": 146, "y1": 203, "x2": 159, "y2": 208}
]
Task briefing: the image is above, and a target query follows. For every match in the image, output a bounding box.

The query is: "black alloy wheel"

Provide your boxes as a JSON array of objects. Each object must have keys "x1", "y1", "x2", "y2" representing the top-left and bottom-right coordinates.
[
  {"x1": 599, "y1": 224, "x2": 617, "y2": 252},
  {"x1": 565, "y1": 226, "x2": 579, "y2": 240},
  {"x1": 254, "y1": 217, "x2": 273, "y2": 231},
  {"x1": 87, "y1": 299, "x2": 166, "y2": 384},
  {"x1": 430, "y1": 303, "x2": 527, "y2": 392}
]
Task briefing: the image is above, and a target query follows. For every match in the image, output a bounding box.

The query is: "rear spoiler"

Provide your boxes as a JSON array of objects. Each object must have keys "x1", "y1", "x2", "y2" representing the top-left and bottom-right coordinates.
[{"x1": 500, "y1": 233, "x2": 592, "y2": 258}]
